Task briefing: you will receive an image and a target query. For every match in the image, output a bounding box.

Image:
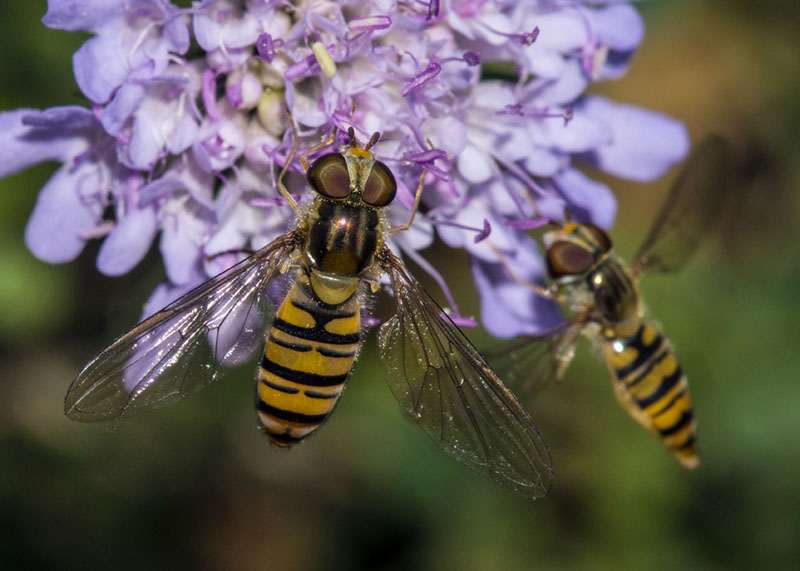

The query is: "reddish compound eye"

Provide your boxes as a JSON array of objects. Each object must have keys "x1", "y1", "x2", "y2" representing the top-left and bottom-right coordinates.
[
  {"x1": 547, "y1": 241, "x2": 595, "y2": 277},
  {"x1": 361, "y1": 160, "x2": 396, "y2": 207},
  {"x1": 583, "y1": 223, "x2": 613, "y2": 252},
  {"x1": 307, "y1": 153, "x2": 351, "y2": 199}
]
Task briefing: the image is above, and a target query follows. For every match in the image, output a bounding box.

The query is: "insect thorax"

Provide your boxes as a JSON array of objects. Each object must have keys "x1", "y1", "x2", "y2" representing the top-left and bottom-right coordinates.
[
  {"x1": 587, "y1": 257, "x2": 640, "y2": 327},
  {"x1": 304, "y1": 198, "x2": 381, "y2": 278}
]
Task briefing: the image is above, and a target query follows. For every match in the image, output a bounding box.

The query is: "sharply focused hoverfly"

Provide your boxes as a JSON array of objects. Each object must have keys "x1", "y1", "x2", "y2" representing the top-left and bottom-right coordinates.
[
  {"x1": 490, "y1": 137, "x2": 730, "y2": 469},
  {"x1": 66, "y1": 123, "x2": 553, "y2": 498}
]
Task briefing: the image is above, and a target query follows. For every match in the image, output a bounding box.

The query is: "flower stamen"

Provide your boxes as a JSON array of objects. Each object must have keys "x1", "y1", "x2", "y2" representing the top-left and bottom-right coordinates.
[
  {"x1": 427, "y1": 0, "x2": 440, "y2": 21},
  {"x1": 402, "y1": 62, "x2": 441, "y2": 96},
  {"x1": 481, "y1": 23, "x2": 540, "y2": 46},
  {"x1": 256, "y1": 33, "x2": 278, "y2": 63},
  {"x1": 202, "y1": 68, "x2": 220, "y2": 121},
  {"x1": 402, "y1": 148, "x2": 446, "y2": 164},
  {"x1": 311, "y1": 41, "x2": 337, "y2": 78},
  {"x1": 348, "y1": 15, "x2": 392, "y2": 32}
]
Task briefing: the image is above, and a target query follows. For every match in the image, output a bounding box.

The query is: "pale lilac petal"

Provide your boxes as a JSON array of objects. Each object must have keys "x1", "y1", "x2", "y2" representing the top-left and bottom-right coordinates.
[
  {"x1": 24, "y1": 163, "x2": 102, "y2": 262},
  {"x1": 388, "y1": 210, "x2": 435, "y2": 253},
  {"x1": 101, "y1": 83, "x2": 146, "y2": 135},
  {"x1": 422, "y1": 116, "x2": 467, "y2": 157},
  {"x1": 160, "y1": 200, "x2": 214, "y2": 285},
  {"x1": 192, "y1": 112, "x2": 247, "y2": 173},
  {"x1": 485, "y1": 178, "x2": 521, "y2": 217},
  {"x1": 472, "y1": 81, "x2": 517, "y2": 109},
  {"x1": 532, "y1": 12, "x2": 587, "y2": 53},
  {"x1": 73, "y1": 21, "x2": 170, "y2": 103},
  {"x1": 493, "y1": 122, "x2": 534, "y2": 163},
  {"x1": 590, "y1": 5, "x2": 644, "y2": 52},
  {"x1": 42, "y1": 1, "x2": 123, "y2": 32},
  {"x1": 141, "y1": 280, "x2": 197, "y2": 320},
  {"x1": 73, "y1": 34, "x2": 133, "y2": 103},
  {"x1": 170, "y1": 156, "x2": 215, "y2": 208},
  {"x1": 193, "y1": 8, "x2": 263, "y2": 51},
  {"x1": 554, "y1": 167, "x2": 617, "y2": 229},
  {"x1": 167, "y1": 107, "x2": 201, "y2": 155},
  {"x1": 523, "y1": 146, "x2": 565, "y2": 177},
  {"x1": 457, "y1": 144, "x2": 494, "y2": 183},
  {"x1": 163, "y1": 12, "x2": 191, "y2": 53},
  {"x1": 96, "y1": 206, "x2": 158, "y2": 276},
  {"x1": 437, "y1": 201, "x2": 517, "y2": 262},
  {"x1": 578, "y1": 96, "x2": 690, "y2": 182},
  {"x1": 543, "y1": 109, "x2": 610, "y2": 153},
  {"x1": 126, "y1": 83, "x2": 202, "y2": 170},
  {"x1": 120, "y1": 65, "x2": 204, "y2": 166},
  {"x1": 20, "y1": 105, "x2": 100, "y2": 131},
  {"x1": 127, "y1": 122, "x2": 164, "y2": 170},
  {"x1": 203, "y1": 200, "x2": 260, "y2": 257},
  {"x1": 526, "y1": 47, "x2": 567, "y2": 80},
  {"x1": 0, "y1": 108, "x2": 98, "y2": 176},
  {"x1": 139, "y1": 177, "x2": 185, "y2": 205},
  {"x1": 160, "y1": 226, "x2": 202, "y2": 286},
  {"x1": 471, "y1": 237, "x2": 563, "y2": 338},
  {"x1": 534, "y1": 60, "x2": 589, "y2": 105},
  {"x1": 598, "y1": 51, "x2": 636, "y2": 81}
]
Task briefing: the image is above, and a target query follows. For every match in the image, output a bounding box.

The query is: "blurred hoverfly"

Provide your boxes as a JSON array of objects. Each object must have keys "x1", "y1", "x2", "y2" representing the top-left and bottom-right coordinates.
[
  {"x1": 66, "y1": 122, "x2": 553, "y2": 499},
  {"x1": 490, "y1": 137, "x2": 731, "y2": 469}
]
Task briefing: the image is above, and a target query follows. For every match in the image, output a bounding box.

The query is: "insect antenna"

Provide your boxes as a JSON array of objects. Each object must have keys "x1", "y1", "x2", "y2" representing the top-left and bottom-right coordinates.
[{"x1": 365, "y1": 131, "x2": 381, "y2": 151}]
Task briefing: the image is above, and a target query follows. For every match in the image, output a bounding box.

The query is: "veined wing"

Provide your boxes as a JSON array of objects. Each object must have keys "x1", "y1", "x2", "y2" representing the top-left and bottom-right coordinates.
[
  {"x1": 377, "y1": 249, "x2": 553, "y2": 499},
  {"x1": 66, "y1": 232, "x2": 301, "y2": 421},
  {"x1": 485, "y1": 321, "x2": 584, "y2": 398},
  {"x1": 634, "y1": 136, "x2": 732, "y2": 275}
]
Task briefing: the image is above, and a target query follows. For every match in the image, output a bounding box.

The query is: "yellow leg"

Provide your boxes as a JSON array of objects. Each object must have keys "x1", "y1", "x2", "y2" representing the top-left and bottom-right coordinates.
[
  {"x1": 299, "y1": 129, "x2": 337, "y2": 172},
  {"x1": 276, "y1": 111, "x2": 301, "y2": 213},
  {"x1": 390, "y1": 166, "x2": 426, "y2": 234},
  {"x1": 391, "y1": 136, "x2": 438, "y2": 234}
]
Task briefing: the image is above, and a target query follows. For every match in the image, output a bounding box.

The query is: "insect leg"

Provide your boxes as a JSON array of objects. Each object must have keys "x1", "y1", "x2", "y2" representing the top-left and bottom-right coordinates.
[
  {"x1": 276, "y1": 109, "x2": 301, "y2": 213},
  {"x1": 486, "y1": 240, "x2": 564, "y2": 302},
  {"x1": 298, "y1": 128, "x2": 337, "y2": 172},
  {"x1": 552, "y1": 314, "x2": 589, "y2": 380},
  {"x1": 390, "y1": 166, "x2": 426, "y2": 234},
  {"x1": 390, "y1": 136, "x2": 435, "y2": 234}
]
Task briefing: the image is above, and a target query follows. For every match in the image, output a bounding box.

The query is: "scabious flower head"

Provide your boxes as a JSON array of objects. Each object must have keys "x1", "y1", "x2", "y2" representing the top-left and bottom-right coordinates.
[{"x1": 1, "y1": 0, "x2": 688, "y2": 337}]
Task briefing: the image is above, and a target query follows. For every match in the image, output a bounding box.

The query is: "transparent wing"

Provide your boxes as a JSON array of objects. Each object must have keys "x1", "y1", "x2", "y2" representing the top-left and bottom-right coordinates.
[
  {"x1": 485, "y1": 322, "x2": 584, "y2": 398},
  {"x1": 377, "y1": 250, "x2": 554, "y2": 499},
  {"x1": 66, "y1": 232, "x2": 301, "y2": 421},
  {"x1": 634, "y1": 136, "x2": 732, "y2": 275}
]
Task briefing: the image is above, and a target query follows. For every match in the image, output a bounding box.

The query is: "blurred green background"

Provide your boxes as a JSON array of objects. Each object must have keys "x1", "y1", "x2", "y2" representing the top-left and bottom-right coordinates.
[{"x1": 1, "y1": 2, "x2": 798, "y2": 570}]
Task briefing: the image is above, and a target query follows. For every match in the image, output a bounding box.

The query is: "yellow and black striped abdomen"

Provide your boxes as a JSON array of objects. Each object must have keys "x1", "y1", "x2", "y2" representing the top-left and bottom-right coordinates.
[
  {"x1": 256, "y1": 274, "x2": 361, "y2": 447},
  {"x1": 602, "y1": 321, "x2": 698, "y2": 468}
]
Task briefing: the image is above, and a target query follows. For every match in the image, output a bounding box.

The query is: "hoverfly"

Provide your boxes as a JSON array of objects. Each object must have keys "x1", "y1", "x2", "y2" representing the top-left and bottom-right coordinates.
[
  {"x1": 489, "y1": 137, "x2": 731, "y2": 469},
  {"x1": 66, "y1": 121, "x2": 553, "y2": 499}
]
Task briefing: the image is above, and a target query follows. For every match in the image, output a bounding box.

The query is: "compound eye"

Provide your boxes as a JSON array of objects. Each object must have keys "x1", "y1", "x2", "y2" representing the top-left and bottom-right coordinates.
[
  {"x1": 362, "y1": 160, "x2": 396, "y2": 207},
  {"x1": 584, "y1": 223, "x2": 613, "y2": 252},
  {"x1": 307, "y1": 153, "x2": 351, "y2": 199},
  {"x1": 547, "y1": 241, "x2": 595, "y2": 278}
]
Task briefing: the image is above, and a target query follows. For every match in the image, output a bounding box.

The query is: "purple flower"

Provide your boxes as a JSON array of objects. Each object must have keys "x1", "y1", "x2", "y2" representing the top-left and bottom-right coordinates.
[{"x1": 1, "y1": 0, "x2": 688, "y2": 337}]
